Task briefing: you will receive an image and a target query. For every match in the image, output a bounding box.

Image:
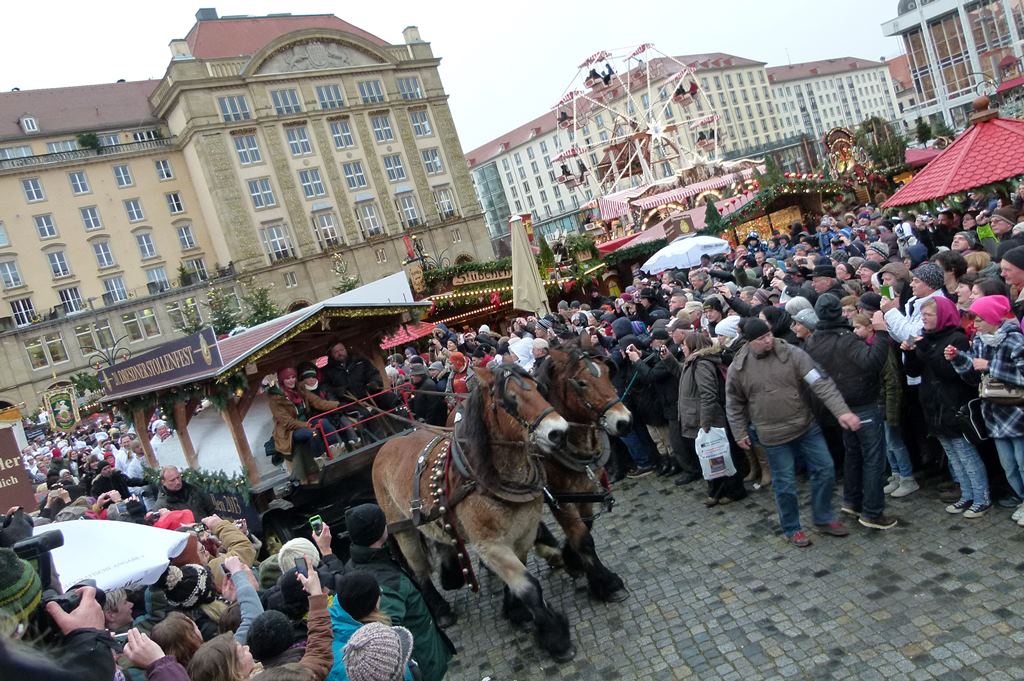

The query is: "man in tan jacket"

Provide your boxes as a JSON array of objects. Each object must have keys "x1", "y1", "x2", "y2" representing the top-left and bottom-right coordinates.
[{"x1": 725, "y1": 319, "x2": 861, "y2": 548}]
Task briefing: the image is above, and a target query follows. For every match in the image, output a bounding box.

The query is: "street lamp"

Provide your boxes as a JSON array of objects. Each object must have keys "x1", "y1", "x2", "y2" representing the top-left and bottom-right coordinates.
[
  {"x1": 401, "y1": 233, "x2": 451, "y2": 270},
  {"x1": 83, "y1": 333, "x2": 133, "y2": 371}
]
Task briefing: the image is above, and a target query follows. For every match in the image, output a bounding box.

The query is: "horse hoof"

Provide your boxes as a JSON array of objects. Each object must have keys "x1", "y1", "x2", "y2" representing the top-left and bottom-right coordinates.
[
  {"x1": 604, "y1": 588, "x2": 629, "y2": 603},
  {"x1": 550, "y1": 644, "x2": 576, "y2": 663},
  {"x1": 436, "y1": 613, "x2": 458, "y2": 629}
]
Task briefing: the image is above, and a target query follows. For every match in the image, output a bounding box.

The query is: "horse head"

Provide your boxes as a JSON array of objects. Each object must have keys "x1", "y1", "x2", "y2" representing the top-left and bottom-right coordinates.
[
  {"x1": 544, "y1": 344, "x2": 633, "y2": 437},
  {"x1": 472, "y1": 364, "x2": 568, "y2": 453}
]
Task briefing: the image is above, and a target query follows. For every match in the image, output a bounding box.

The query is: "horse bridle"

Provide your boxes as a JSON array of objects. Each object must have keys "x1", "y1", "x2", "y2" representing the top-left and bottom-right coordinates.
[
  {"x1": 565, "y1": 349, "x2": 622, "y2": 425},
  {"x1": 490, "y1": 366, "x2": 556, "y2": 435}
]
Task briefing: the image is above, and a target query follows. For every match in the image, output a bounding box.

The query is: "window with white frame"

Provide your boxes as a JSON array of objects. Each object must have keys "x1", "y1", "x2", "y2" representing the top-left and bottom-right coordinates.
[
  {"x1": 47, "y1": 140, "x2": 78, "y2": 153},
  {"x1": 286, "y1": 126, "x2": 312, "y2": 156},
  {"x1": 397, "y1": 76, "x2": 423, "y2": 100},
  {"x1": 383, "y1": 154, "x2": 406, "y2": 181},
  {"x1": 284, "y1": 271, "x2": 298, "y2": 288},
  {"x1": 433, "y1": 186, "x2": 457, "y2": 220},
  {"x1": 166, "y1": 298, "x2": 201, "y2": 331},
  {"x1": 422, "y1": 148, "x2": 444, "y2": 174},
  {"x1": 165, "y1": 192, "x2": 184, "y2": 215},
  {"x1": 330, "y1": 120, "x2": 355, "y2": 149},
  {"x1": 343, "y1": 162, "x2": 367, "y2": 189},
  {"x1": 409, "y1": 110, "x2": 432, "y2": 136},
  {"x1": 93, "y1": 241, "x2": 115, "y2": 268},
  {"x1": 99, "y1": 133, "x2": 120, "y2": 147},
  {"x1": 233, "y1": 134, "x2": 262, "y2": 165},
  {"x1": 313, "y1": 213, "x2": 341, "y2": 248},
  {"x1": 113, "y1": 164, "x2": 133, "y2": 187},
  {"x1": 40, "y1": 333, "x2": 70, "y2": 364},
  {"x1": 218, "y1": 95, "x2": 251, "y2": 122},
  {"x1": 11, "y1": 298, "x2": 35, "y2": 326},
  {"x1": 136, "y1": 233, "x2": 157, "y2": 259},
  {"x1": 298, "y1": 168, "x2": 326, "y2": 198},
  {"x1": 396, "y1": 193, "x2": 421, "y2": 227},
  {"x1": 260, "y1": 223, "x2": 294, "y2": 261},
  {"x1": 185, "y1": 257, "x2": 208, "y2": 280},
  {"x1": 58, "y1": 287, "x2": 84, "y2": 314},
  {"x1": 271, "y1": 88, "x2": 302, "y2": 115},
  {"x1": 132, "y1": 129, "x2": 159, "y2": 142},
  {"x1": 370, "y1": 115, "x2": 394, "y2": 143},
  {"x1": 0, "y1": 145, "x2": 31, "y2": 159},
  {"x1": 102, "y1": 277, "x2": 128, "y2": 304},
  {"x1": 358, "y1": 79, "x2": 385, "y2": 104},
  {"x1": 316, "y1": 84, "x2": 344, "y2": 109},
  {"x1": 48, "y1": 251, "x2": 71, "y2": 278},
  {"x1": 177, "y1": 224, "x2": 197, "y2": 250},
  {"x1": 124, "y1": 199, "x2": 145, "y2": 222},
  {"x1": 355, "y1": 202, "x2": 383, "y2": 238},
  {"x1": 68, "y1": 171, "x2": 90, "y2": 194},
  {"x1": 248, "y1": 178, "x2": 277, "y2": 209},
  {"x1": 375, "y1": 248, "x2": 387, "y2": 264},
  {"x1": 155, "y1": 159, "x2": 173, "y2": 180},
  {"x1": 450, "y1": 227, "x2": 462, "y2": 243},
  {"x1": 121, "y1": 311, "x2": 149, "y2": 342},
  {"x1": 22, "y1": 178, "x2": 44, "y2": 202},
  {"x1": 0, "y1": 260, "x2": 22, "y2": 289},
  {"x1": 19, "y1": 117, "x2": 37, "y2": 134},
  {"x1": 35, "y1": 214, "x2": 57, "y2": 239},
  {"x1": 24, "y1": 338, "x2": 49, "y2": 369},
  {"x1": 146, "y1": 267, "x2": 169, "y2": 292}
]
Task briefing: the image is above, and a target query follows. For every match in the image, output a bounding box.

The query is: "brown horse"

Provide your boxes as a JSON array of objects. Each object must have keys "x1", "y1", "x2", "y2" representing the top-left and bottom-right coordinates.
[
  {"x1": 532, "y1": 340, "x2": 633, "y2": 603},
  {"x1": 372, "y1": 364, "x2": 577, "y2": 661}
]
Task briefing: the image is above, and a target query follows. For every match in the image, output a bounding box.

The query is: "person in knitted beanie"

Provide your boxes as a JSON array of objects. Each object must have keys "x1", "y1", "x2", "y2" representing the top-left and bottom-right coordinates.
[
  {"x1": 343, "y1": 622, "x2": 414, "y2": 681},
  {"x1": 161, "y1": 564, "x2": 214, "y2": 609},
  {"x1": 0, "y1": 548, "x2": 42, "y2": 636}
]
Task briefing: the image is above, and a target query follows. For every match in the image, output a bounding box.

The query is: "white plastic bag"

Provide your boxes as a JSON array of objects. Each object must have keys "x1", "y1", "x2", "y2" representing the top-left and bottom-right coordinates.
[{"x1": 695, "y1": 427, "x2": 736, "y2": 481}]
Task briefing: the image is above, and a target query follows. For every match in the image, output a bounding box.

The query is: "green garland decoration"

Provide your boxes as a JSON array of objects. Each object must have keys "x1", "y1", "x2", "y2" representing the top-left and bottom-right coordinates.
[
  {"x1": 142, "y1": 465, "x2": 250, "y2": 496},
  {"x1": 563, "y1": 234, "x2": 600, "y2": 259},
  {"x1": 717, "y1": 178, "x2": 848, "y2": 232},
  {"x1": 602, "y1": 239, "x2": 668, "y2": 266},
  {"x1": 423, "y1": 257, "x2": 512, "y2": 289},
  {"x1": 885, "y1": 175, "x2": 1024, "y2": 215}
]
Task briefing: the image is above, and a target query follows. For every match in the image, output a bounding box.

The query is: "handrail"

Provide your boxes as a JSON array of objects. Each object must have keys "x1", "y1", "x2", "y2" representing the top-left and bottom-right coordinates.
[{"x1": 0, "y1": 138, "x2": 175, "y2": 171}]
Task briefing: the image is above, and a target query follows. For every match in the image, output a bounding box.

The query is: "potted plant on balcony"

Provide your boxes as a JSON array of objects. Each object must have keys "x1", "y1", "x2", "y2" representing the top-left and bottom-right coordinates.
[
  {"x1": 564, "y1": 233, "x2": 599, "y2": 263},
  {"x1": 77, "y1": 133, "x2": 101, "y2": 153},
  {"x1": 177, "y1": 263, "x2": 197, "y2": 287}
]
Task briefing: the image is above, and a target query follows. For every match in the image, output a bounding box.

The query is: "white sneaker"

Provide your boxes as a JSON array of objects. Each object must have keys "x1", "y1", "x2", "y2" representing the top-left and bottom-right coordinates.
[
  {"x1": 1018, "y1": 515, "x2": 1024, "y2": 527},
  {"x1": 1012, "y1": 504, "x2": 1024, "y2": 522},
  {"x1": 883, "y1": 475, "x2": 902, "y2": 494},
  {"x1": 891, "y1": 478, "x2": 920, "y2": 498}
]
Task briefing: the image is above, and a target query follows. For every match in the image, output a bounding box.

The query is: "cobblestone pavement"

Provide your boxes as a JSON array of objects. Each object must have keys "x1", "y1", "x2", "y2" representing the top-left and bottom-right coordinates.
[{"x1": 439, "y1": 474, "x2": 1024, "y2": 681}]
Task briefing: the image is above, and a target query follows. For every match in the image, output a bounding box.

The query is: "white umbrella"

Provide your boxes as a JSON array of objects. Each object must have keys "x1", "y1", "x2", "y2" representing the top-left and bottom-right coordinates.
[{"x1": 641, "y1": 235, "x2": 731, "y2": 274}]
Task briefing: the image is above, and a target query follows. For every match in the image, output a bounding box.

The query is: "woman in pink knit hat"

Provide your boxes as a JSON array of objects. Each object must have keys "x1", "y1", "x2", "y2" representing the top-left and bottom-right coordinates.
[{"x1": 946, "y1": 295, "x2": 1024, "y2": 527}]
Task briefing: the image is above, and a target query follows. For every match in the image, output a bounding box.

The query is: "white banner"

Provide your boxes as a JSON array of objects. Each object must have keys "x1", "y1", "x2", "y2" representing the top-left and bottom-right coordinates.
[{"x1": 33, "y1": 520, "x2": 189, "y2": 591}]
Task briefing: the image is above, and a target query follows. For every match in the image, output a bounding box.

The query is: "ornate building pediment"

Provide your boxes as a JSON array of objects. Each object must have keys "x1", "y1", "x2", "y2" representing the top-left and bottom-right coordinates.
[{"x1": 255, "y1": 40, "x2": 384, "y2": 74}]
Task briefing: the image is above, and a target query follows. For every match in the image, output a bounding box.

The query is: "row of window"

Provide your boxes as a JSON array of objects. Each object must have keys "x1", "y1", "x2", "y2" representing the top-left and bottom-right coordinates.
[
  {"x1": 18, "y1": 157, "x2": 176, "y2": 205},
  {"x1": 1, "y1": 129, "x2": 162, "y2": 159},
  {"x1": 22, "y1": 296, "x2": 210, "y2": 370},
  {"x1": 12, "y1": 193, "x2": 185, "y2": 246},
  {"x1": 216, "y1": 76, "x2": 424, "y2": 121}
]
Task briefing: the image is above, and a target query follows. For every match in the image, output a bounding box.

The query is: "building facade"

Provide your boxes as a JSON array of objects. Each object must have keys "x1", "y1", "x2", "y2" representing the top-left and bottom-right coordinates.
[
  {"x1": 0, "y1": 10, "x2": 489, "y2": 412},
  {"x1": 768, "y1": 58, "x2": 901, "y2": 141},
  {"x1": 882, "y1": 0, "x2": 1024, "y2": 128}
]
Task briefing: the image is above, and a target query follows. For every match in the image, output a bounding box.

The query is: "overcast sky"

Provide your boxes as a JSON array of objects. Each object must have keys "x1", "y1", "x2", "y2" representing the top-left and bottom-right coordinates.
[{"x1": 3, "y1": 0, "x2": 903, "y2": 150}]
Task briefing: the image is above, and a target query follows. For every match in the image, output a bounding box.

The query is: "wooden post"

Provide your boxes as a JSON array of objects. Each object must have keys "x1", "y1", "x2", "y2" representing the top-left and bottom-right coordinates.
[
  {"x1": 222, "y1": 399, "x2": 260, "y2": 487},
  {"x1": 133, "y1": 408, "x2": 158, "y2": 469},
  {"x1": 173, "y1": 401, "x2": 199, "y2": 470}
]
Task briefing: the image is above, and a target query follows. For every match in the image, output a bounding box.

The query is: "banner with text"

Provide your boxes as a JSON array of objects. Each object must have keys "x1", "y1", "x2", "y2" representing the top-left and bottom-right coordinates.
[{"x1": 99, "y1": 327, "x2": 222, "y2": 399}]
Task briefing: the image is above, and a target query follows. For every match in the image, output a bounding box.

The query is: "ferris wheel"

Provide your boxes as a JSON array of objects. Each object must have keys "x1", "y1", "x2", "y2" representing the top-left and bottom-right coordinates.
[{"x1": 550, "y1": 44, "x2": 721, "y2": 196}]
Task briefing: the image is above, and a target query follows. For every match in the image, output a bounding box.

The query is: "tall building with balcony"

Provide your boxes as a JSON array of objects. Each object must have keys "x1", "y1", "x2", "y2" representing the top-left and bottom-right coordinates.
[
  {"x1": 882, "y1": 0, "x2": 1024, "y2": 128},
  {"x1": 0, "y1": 9, "x2": 489, "y2": 412},
  {"x1": 767, "y1": 58, "x2": 901, "y2": 140}
]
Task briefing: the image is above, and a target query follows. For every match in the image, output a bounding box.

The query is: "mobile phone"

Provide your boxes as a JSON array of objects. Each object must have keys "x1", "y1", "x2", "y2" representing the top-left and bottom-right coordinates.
[
  {"x1": 879, "y1": 284, "x2": 894, "y2": 300},
  {"x1": 220, "y1": 562, "x2": 231, "y2": 576},
  {"x1": 294, "y1": 557, "x2": 309, "y2": 578},
  {"x1": 309, "y1": 514, "x2": 324, "y2": 535},
  {"x1": 114, "y1": 502, "x2": 128, "y2": 515}
]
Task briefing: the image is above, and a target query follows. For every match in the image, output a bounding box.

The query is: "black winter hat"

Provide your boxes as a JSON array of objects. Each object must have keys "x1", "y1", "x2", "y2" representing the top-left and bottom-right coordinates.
[
  {"x1": 651, "y1": 329, "x2": 670, "y2": 341},
  {"x1": 337, "y1": 571, "x2": 381, "y2": 621},
  {"x1": 345, "y1": 503, "x2": 387, "y2": 547},
  {"x1": 814, "y1": 293, "x2": 844, "y2": 323},
  {"x1": 812, "y1": 263, "x2": 836, "y2": 279},
  {"x1": 247, "y1": 609, "x2": 298, "y2": 661},
  {"x1": 858, "y1": 292, "x2": 882, "y2": 313},
  {"x1": 740, "y1": 318, "x2": 771, "y2": 342}
]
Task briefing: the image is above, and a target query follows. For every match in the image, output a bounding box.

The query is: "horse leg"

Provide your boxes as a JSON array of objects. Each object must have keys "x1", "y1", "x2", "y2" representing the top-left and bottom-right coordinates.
[
  {"x1": 392, "y1": 530, "x2": 457, "y2": 627},
  {"x1": 435, "y1": 542, "x2": 467, "y2": 591},
  {"x1": 555, "y1": 502, "x2": 628, "y2": 602},
  {"x1": 533, "y1": 520, "x2": 565, "y2": 570},
  {"x1": 478, "y1": 542, "x2": 575, "y2": 662}
]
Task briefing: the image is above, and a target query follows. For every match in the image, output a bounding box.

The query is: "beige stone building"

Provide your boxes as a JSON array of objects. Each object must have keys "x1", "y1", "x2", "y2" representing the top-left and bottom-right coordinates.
[{"x1": 0, "y1": 9, "x2": 489, "y2": 412}]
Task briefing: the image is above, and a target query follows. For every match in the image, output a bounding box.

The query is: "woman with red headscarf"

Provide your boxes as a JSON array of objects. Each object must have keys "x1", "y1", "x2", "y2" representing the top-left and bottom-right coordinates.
[
  {"x1": 269, "y1": 367, "x2": 340, "y2": 484},
  {"x1": 903, "y1": 296, "x2": 991, "y2": 518}
]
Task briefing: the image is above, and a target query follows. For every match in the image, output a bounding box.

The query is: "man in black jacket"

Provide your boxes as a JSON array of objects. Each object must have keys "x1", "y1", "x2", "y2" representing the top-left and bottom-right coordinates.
[
  {"x1": 151, "y1": 466, "x2": 215, "y2": 520},
  {"x1": 408, "y1": 364, "x2": 447, "y2": 426},
  {"x1": 804, "y1": 294, "x2": 896, "y2": 530},
  {"x1": 321, "y1": 340, "x2": 395, "y2": 436},
  {"x1": 89, "y1": 461, "x2": 145, "y2": 499}
]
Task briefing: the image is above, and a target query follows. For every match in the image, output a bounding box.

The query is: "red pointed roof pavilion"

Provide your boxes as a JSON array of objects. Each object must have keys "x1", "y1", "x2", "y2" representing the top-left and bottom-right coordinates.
[{"x1": 883, "y1": 97, "x2": 1024, "y2": 208}]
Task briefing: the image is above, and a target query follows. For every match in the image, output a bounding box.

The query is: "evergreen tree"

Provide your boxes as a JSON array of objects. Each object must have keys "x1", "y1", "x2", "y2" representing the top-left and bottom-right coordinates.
[
  {"x1": 931, "y1": 118, "x2": 956, "y2": 140},
  {"x1": 763, "y1": 157, "x2": 785, "y2": 186},
  {"x1": 915, "y1": 118, "x2": 932, "y2": 145},
  {"x1": 704, "y1": 196, "x2": 723, "y2": 232},
  {"x1": 856, "y1": 116, "x2": 907, "y2": 169},
  {"x1": 241, "y1": 282, "x2": 282, "y2": 328},
  {"x1": 205, "y1": 286, "x2": 242, "y2": 335},
  {"x1": 538, "y1": 237, "x2": 555, "y2": 274}
]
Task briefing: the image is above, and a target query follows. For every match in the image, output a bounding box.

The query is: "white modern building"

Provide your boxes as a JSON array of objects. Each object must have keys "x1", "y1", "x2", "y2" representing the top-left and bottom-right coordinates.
[
  {"x1": 768, "y1": 58, "x2": 901, "y2": 140},
  {"x1": 882, "y1": 0, "x2": 1024, "y2": 128}
]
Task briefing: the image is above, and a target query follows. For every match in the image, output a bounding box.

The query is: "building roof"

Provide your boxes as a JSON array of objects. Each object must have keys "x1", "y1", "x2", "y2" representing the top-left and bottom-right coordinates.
[
  {"x1": 184, "y1": 13, "x2": 389, "y2": 59},
  {"x1": 465, "y1": 52, "x2": 762, "y2": 167},
  {"x1": 885, "y1": 54, "x2": 912, "y2": 92},
  {"x1": 0, "y1": 80, "x2": 161, "y2": 141},
  {"x1": 767, "y1": 57, "x2": 886, "y2": 84},
  {"x1": 883, "y1": 102, "x2": 1024, "y2": 207}
]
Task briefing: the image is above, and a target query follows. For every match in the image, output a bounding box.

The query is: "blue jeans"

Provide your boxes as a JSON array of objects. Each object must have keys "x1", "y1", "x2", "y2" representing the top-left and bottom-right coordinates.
[
  {"x1": 883, "y1": 423, "x2": 914, "y2": 478},
  {"x1": 936, "y1": 435, "x2": 989, "y2": 505},
  {"x1": 994, "y1": 437, "x2": 1024, "y2": 499},
  {"x1": 841, "y1": 405, "x2": 887, "y2": 519},
  {"x1": 291, "y1": 427, "x2": 324, "y2": 457},
  {"x1": 620, "y1": 424, "x2": 654, "y2": 468},
  {"x1": 762, "y1": 424, "x2": 836, "y2": 536}
]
